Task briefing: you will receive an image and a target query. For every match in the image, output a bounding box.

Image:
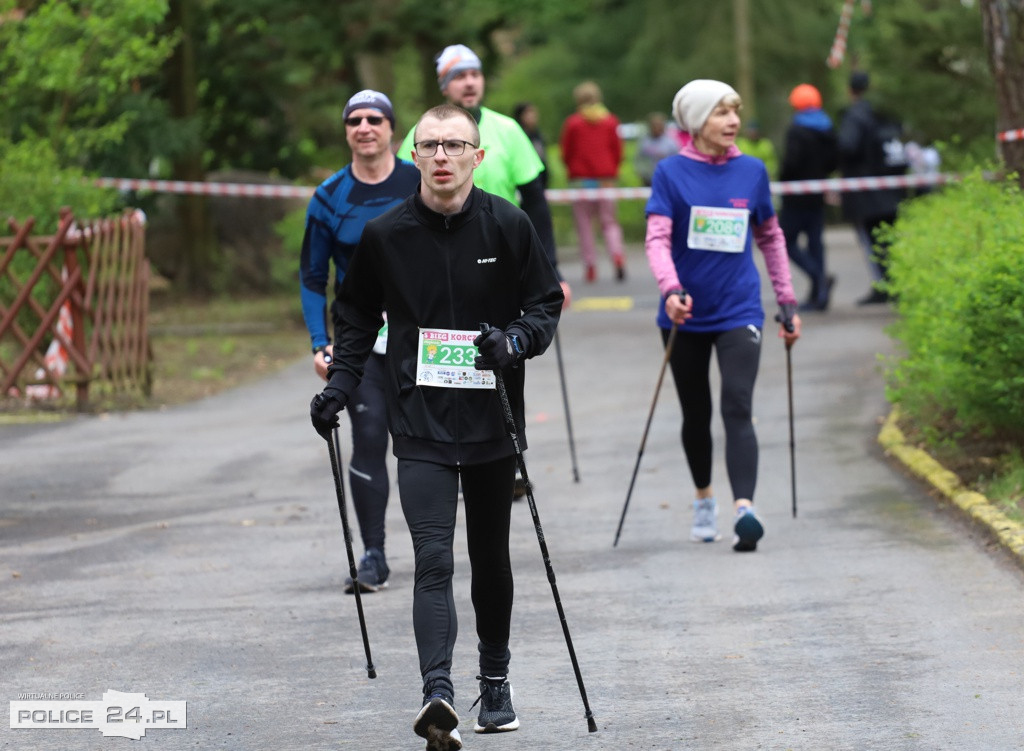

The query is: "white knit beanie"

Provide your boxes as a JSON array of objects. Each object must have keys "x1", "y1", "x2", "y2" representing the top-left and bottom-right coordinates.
[{"x1": 672, "y1": 79, "x2": 739, "y2": 135}]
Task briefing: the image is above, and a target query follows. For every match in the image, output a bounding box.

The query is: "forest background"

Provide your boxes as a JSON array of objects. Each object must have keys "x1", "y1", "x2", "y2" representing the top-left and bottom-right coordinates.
[{"x1": 1, "y1": 0, "x2": 1016, "y2": 296}]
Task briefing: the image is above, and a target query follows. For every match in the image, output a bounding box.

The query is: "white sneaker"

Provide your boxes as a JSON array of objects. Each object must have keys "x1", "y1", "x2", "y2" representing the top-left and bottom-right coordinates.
[{"x1": 690, "y1": 497, "x2": 721, "y2": 542}]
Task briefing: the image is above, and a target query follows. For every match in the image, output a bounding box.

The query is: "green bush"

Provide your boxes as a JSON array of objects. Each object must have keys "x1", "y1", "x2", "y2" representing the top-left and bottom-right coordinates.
[
  {"x1": 272, "y1": 204, "x2": 309, "y2": 292},
  {"x1": 883, "y1": 170, "x2": 1024, "y2": 440},
  {"x1": 0, "y1": 137, "x2": 117, "y2": 229}
]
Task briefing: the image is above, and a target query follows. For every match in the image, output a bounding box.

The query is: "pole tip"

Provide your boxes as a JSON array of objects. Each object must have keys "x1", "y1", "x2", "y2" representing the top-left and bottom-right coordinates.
[
  {"x1": 587, "y1": 715, "x2": 598, "y2": 733},
  {"x1": 367, "y1": 667, "x2": 377, "y2": 679}
]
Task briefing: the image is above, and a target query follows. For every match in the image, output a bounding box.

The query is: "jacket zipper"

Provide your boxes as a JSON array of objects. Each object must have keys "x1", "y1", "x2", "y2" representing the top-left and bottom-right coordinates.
[{"x1": 442, "y1": 214, "x2": 462, "y2": 466}]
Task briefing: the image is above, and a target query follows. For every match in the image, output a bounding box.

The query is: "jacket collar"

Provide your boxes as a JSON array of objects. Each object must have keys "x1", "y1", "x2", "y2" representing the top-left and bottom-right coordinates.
[
  {"x1": 411, "y1": 185, "x2": 483, "y2": 229},
  {"x1": 681, "y1": 140, "x2": 741, "y2": 166}
]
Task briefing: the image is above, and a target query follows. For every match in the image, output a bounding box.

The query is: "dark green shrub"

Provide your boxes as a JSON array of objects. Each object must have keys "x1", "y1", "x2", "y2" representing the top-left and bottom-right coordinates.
[{"x1": 884, "y1": 170, "x2": 1024, "y2": 440}]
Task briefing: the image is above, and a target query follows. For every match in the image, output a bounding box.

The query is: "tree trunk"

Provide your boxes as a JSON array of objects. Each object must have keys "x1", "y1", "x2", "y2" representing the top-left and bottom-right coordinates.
[
  {"x1": 980, "y1": 0, "x2": 1024, "y2": 185},
  {"x1": 353, "y1": 52, "x2": 395, "y2": 95},
  {"x1": 416, "y1": 38, "x2": 442, "y2": 114},
  {"x1": 166, "y1": 0, "x2": 216, "y2": 294},
  {"x1": 733, "y1": 0, "x2": 755, "y2": 119}
]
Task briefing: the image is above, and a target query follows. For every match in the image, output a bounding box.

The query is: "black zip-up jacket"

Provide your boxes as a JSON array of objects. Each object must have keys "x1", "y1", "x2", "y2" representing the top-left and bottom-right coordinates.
[
  {"x1": 327, "y1": 186, "x2": 564, "y2": 466},
  {"x1": 780, "y1": 121, "x2": 838, "y2": 212}
]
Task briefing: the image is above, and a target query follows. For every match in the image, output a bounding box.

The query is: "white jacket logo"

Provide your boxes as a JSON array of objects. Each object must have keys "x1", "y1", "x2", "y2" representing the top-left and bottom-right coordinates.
[{"x1": 477, "y1": 257, "x2": 497, "y2": 264}]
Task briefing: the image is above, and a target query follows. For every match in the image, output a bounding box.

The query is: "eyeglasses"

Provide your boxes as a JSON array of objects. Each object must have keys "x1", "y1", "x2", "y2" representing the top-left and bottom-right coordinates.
[
  {"x1": 413, "y1": 139, "x2": 478, "y2": 157},
  {"x1": 345, "y1": 115, "x2": 385, "y2": 127}
]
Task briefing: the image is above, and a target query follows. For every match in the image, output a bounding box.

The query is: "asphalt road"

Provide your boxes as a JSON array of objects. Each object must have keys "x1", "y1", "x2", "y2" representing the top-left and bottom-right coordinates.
[{"x1": 3, "y1": 229, "x2": 1023, "y2": 750}]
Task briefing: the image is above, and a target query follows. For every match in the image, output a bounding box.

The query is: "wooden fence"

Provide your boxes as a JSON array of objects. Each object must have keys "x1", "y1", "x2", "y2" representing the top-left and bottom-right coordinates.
[{"x1": 0, "y1": 209, "x2": 151, "y2": 409}]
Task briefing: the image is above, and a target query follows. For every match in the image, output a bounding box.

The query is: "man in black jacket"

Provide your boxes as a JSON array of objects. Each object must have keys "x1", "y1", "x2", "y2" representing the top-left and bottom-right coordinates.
[
  {"x1": 779, "y1": 83, "x2": 838, "y2": 311},
  {"x1": 311, "y1": 103, "x2": 563, "y2": 751}
]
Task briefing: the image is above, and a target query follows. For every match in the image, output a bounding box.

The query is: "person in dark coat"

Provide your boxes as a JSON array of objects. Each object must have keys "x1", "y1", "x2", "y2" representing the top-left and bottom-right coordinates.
[
  {"x1": 779, "y1": 83, "x2": 838, "y2": 311},
  {"x1": 837, "y1": 71, "x2": 905, "y2": 304}
]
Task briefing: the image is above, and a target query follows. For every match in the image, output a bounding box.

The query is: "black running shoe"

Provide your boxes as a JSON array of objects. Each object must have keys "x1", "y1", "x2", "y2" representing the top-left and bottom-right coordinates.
[
  {"x1": 856, "y1": 287, "x2": 890, "y2": 305},
  {"x1": 414, "y1": 696, "x2": 461, "y2": 751},
  {"x1": 344, "y1": 547, "x2": 389, "y2": 594},
  {"x1": 471, "y1": 676, "x2": 519, "y2": 733},
  {"x1": 732, "y1": 505, "x2": 764, "y2": 552}
]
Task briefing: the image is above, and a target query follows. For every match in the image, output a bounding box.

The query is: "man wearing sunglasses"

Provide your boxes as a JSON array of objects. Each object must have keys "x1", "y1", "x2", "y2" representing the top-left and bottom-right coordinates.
[
  {"x1": 300, "y1": 90, "x2": 420, "y2": 595},
  {"x1": 311, "y1": 103, "x2": 563, "y2": 750}
]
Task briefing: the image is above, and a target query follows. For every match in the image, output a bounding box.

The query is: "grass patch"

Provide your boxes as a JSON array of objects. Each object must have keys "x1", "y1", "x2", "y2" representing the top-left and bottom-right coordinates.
[
  {"x1": 0, "y1": 292, "x2": 309, "y2": 420},
  {"x1": 896, "y1": 414, "x2": 1024, "y2": 526},
  {"x1": 147, "y1": 292, "x2": 308, "y2": 407}
]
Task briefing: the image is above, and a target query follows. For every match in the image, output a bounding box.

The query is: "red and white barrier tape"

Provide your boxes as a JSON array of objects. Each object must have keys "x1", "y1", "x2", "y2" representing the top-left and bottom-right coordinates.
[
  {"x1": 546, "y1": 187, "x2": 651, "y2": 203},
  {"x1": 549, "y1": 173, "x2": 952, "y2": 201},
  {"x1": 826, "y1": 0, "x2": 857, "y2": 69},
  {"x1": 997, "y1": 128, "x2": 1024, "y2": 143},
  {"x1": 773, "y1": 171, "x2": 953, "y2": 195},
  {"x1": 94, "y1": 177, "x2": 315, "y2": 199},
  {"x1": 96, "y1": 172, "x2": 955, "y2": 203}
]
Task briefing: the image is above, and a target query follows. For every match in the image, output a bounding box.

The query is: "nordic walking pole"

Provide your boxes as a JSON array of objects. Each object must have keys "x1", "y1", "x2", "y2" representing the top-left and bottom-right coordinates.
[
  {"x1": 326, "y1": 427, "x2": 377, "y2": 678},
  {"x1": 481, "y1": 325, "x2": 597, "y2": 733},
  {"x1": 784, "y1": 341, "x2": 797, "y2": 518},
  {"x1": 553, "y1": 329, "x2": 581, "y2": 483},
  {"x1": 775, "y1": 309, "x2": 797, "y2": 518},
  {"x1": 613, "y1": 324, "x2": 678, "y2": 547}
]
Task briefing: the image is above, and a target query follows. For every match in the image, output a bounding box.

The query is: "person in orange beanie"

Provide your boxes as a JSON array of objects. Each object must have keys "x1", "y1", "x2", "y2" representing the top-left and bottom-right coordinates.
[{"x1": 779, "y1": 83, "x2": 838, "y2": 311}]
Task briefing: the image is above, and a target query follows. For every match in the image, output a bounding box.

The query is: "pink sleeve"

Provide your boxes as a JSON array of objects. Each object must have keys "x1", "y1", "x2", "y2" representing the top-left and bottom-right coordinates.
[
  {"x1": 753, "y1": 215, "x2": 797, "y2": 305},
  {"x1": 645, "y1": 214, "x2": 682, "y2": 296}
]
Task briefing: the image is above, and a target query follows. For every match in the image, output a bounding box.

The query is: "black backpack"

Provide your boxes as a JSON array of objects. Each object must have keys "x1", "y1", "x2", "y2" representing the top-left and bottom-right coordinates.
[{"x1": 870, "y1": 115, "x2": 909, "y2": 176}]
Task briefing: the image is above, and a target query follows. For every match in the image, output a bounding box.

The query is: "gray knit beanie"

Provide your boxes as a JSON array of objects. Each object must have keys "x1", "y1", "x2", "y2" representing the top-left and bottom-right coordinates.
[{"x1": 436, "y1": 44, "x2": 482, "y2": 93}]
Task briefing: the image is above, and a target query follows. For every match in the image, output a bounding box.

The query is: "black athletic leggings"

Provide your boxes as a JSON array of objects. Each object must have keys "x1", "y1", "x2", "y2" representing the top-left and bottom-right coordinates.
[
  {"x1": 661, "y1": 325, "x2": 762, "y2": 501},
  {"x1": 347, "y1": 352, "x2": 389, "y2": 551},
  {"x1": 397, "y1": 454, "x2": 516, "y2": 700}
]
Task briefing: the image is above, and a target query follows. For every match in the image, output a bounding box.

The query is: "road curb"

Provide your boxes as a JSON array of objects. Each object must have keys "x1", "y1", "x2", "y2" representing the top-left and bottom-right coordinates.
[{"x1": 879, "y1": 407, "x2": 1024, "y2": 567}]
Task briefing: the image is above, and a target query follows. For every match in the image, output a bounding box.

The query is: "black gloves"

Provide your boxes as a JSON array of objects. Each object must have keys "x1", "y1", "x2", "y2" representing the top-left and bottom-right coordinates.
[
  {"x1": 474, "y1": 326, "x2": 524, "y2": 371},
  {"x1": 775, "y1": 303, "x2": 798, "y2": 333},
  {"x1": 310, "y1": 377, "x2": 347, "y2": 440}
]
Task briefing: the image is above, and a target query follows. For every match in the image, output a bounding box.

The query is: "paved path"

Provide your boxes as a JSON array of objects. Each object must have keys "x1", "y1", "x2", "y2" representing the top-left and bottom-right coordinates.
[{"x1": 3, "y1": 229, "x2": 1023, "y2": 750}]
